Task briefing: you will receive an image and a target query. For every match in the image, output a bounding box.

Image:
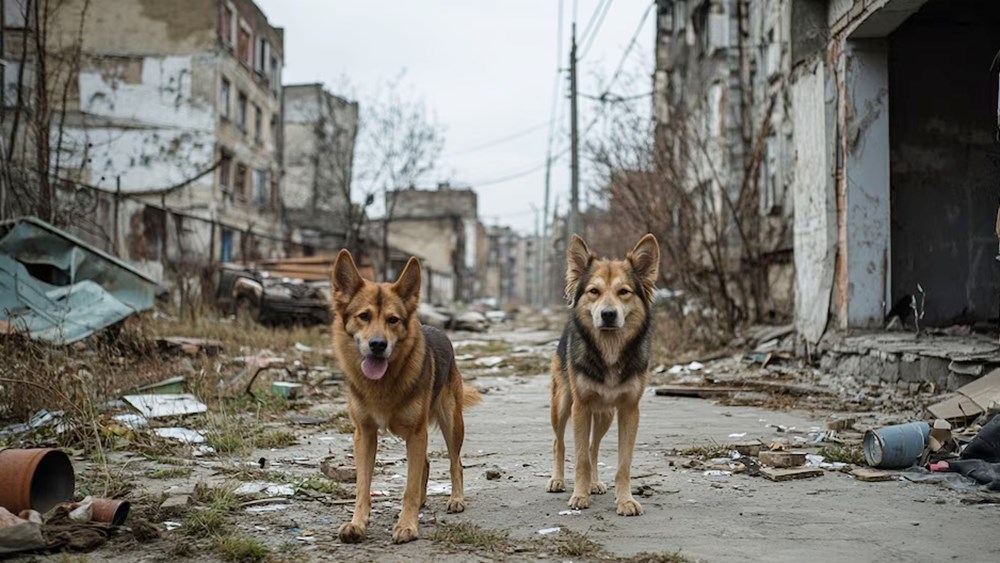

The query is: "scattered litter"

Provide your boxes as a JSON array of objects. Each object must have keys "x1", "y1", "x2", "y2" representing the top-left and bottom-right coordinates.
[
  {"x1": 245, "y1": 504, "x2": 288, "y2": 514},
  {"x1": 537, "y1": 527, "x2": 561, "y2": 535},
  {"x1": 728, "y1": 432, "x2": 747, "y2": 438},
  {"x1": 687, "y1": 361, "x2": 704, "y2": 371},
  {"x1": 760, "y1": 451, "x2": 806, "y2": 468},
  {"x1": 863, "y1": 421, "x2": 929, "y2": 469},
  {"x1": 928, "y1": 368, "x2": 1000, "y2": 421},
  {"x1": 703, "y1": 470, "x2": 732, "y2": 477},
  {"x1": 153, "y1": 428, "x2": 206, "y2": 444},
  {"x1": 135, "y1": 376, "x2": 187, "y2": 395},
  {"x1": 474, "y1": 356, "x2": 505, "y2": 368},
  {"x1": 163, "y1": 521, "x2": 182, "y2": 531},
  {"x1": 122, "y1": 394, "x2": 208, "y2": 418},
  {"x1": 558, "y1": 510, "x2": 581, "y2": 516},
  {"x1": 234, "y1": 483, "x2": 295, "y2": 497},
  {"x1": 294, "y1": 342, "x2": 314, "y2": 353},
  {"x1": 851, "y1": 468, "x2": 897, "y2": 482},
  {"x1": 112, "y1": 414, "x2": 148, "y2": 430},
  {"x1": 760, "y1": 467, "x2": 823, "y2": 481},
  {"x1": 271, "y1": 382, "x2": 303, "y2": 399},
  {"x1": 156, "y1": 338, "x2": 222, "y2": 356}
]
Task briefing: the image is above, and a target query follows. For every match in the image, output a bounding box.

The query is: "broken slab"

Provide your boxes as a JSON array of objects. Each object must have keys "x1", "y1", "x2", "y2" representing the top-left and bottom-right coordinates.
[{"x1": 760, "y1": 467, "x2": 824, "y2": 481}]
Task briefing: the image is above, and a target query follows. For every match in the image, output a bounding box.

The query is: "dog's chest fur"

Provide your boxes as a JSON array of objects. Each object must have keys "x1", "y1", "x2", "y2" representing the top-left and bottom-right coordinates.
[{"x1": 558, "y1": 318, "x2": 651, "y2": 408}]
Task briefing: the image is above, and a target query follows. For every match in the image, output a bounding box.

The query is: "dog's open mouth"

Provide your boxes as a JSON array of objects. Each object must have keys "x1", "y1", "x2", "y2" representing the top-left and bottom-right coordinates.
[{"x1": 361, "y1": 356, "x2": 389, "y2": 380}]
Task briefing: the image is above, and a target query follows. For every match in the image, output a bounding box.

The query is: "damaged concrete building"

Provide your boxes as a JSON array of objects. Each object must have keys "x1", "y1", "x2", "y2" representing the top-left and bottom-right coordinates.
[
  {"x1": 657, "y1": 0, "x2": 1000, "y2": 386},
  {"x1": 282, "y1": 83, "x2": 360, "y2": 254},
  {"x1": 382, "y1": 183, "x2": 483, "y2": 305},
  {"x1": 1, "y1": 0, "x2": 286, "y2": 290}
]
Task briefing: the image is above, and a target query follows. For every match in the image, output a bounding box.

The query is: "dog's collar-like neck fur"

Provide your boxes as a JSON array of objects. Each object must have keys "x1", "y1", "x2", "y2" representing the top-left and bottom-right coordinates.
[{"x1": 564, "y1": 310, "x2": 651, "y2": 385}]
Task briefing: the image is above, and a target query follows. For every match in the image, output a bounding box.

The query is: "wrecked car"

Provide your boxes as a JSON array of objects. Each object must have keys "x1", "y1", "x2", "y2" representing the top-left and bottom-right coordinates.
[{"x1": 216, "y1": 265, "x2": 331, "y2": 326}]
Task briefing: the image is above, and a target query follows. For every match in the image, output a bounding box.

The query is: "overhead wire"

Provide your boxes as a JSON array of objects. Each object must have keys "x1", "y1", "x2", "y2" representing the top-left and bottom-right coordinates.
[{"x1": 578, "y1": 0, "x2": 615, "y2": 60}]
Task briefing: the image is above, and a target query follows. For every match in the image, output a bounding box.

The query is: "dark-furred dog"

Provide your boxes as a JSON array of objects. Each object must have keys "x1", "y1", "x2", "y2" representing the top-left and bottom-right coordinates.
[
  {"x1": 331, "y1": 250, "x2": 480, "y2": 544},
  {"x1": 547, "y1": 233, "x2": 659, "y2": 516}
]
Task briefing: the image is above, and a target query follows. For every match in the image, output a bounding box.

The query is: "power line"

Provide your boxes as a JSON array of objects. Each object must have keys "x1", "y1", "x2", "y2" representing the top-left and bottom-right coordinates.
[
  {"x1": 603, "y1": 1, "x2": 655, "y2": 96},
  {"x1": 578, "y1": 0, "x2": 614, "y2": 60},
  {"x1": 441, "y1": 119, "x2": 554, "y2": 158},
  {"x1": 578, "y1": 0, "x2": 610, "y2": 50},
  {"x1": 473, "y1": 146, "x2": 571, "y2": 187}
]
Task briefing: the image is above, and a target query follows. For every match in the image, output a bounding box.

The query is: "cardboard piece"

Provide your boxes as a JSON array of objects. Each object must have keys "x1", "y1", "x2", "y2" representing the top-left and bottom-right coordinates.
[
  {"x1": 760, "y1": 451, "x2": 807, "y2": 468},
  {"x1": 122, "y1": 394, "x2": 208, "y2": 418},
  {"x1": 760, "y1": 467, "x2": 823, "y2": 481},
  {"x1": 850, "y1": 467, "x2": 897, "y2": 482},
  {"x1": 927, "y1": 368, "x2": 1000, "y2": 421}
]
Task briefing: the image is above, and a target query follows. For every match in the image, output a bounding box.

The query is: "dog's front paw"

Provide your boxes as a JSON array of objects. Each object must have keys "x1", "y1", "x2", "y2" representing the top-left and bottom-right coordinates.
[
  {"x1": 446, "y1": 497, "x2": 466, "y2": 513},
  {"x1": 591, "y1": 480, "x2": 608, "y2": 494},
  {"x1": 568, "y1": 493, "x2": 591, "y2": 509},
  {"x1": 546, "y1": 478, "x2": 565, "y2": 493},
  {"x1": 616, "y1": 498, "x2": 644, "y2": 516},
  {"x1": 391, "y1": 522, "x2": 419, "y2": 544},
  {"x1": 338, "y1": 521, "x2": 366, "y2": 543}
]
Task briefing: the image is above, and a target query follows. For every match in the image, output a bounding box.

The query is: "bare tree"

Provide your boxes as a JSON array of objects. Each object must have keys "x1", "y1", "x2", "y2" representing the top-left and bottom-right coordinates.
[{"x1": 353, "y1": 74, "x2": 445, "y2": 279}]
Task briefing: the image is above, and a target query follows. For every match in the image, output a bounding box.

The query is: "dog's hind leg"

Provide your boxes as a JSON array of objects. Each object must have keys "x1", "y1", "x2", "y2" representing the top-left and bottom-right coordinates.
[
  {"x1": 614, "y1": 402, "x2": 644, "y2": 516},
  {"x1": 338, "y1": 420, "x2": 377, "y2": 543},
  {"x1": 547, "y1": 374, "x2": 571, "y2": 493},
  {"x1": 589, "y1": 411, "x2": 614, "y2": 494},
  {"x1": 439, "y1": 390, "x2": 467, "y2": 513}
]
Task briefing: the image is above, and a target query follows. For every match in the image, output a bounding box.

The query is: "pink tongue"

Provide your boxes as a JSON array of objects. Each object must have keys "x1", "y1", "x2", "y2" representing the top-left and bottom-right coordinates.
[{"x1": 361, "y1": 357, "x2": 389, "y2": 380}]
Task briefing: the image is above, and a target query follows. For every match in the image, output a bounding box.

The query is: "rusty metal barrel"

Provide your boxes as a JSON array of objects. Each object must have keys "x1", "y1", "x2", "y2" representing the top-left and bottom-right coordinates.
[{"x1": 0, "y1": 448, "x2": 76, "y2": 513}]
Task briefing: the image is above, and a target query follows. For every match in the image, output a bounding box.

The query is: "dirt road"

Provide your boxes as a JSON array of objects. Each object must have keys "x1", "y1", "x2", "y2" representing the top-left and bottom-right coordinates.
[{"x1": 34, "y1": 325, "x2": 1000, "y2": 563}]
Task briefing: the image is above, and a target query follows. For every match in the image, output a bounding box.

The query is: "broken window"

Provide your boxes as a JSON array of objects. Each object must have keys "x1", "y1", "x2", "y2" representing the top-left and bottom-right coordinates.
[
  {"x1": 252, "y1": 169, "x2": 270, "y2": 206},
  {"x1": 237, "y1": 91, "x2": 247, "y2": 131},
  {"x1": 237, "y1": 21, "x2": 252, "y2": 66},
  {"x1": 220, "y1": 3, "x2": 235, "y2": 47},
  {"x1": 220, "y1": 78, "x2": 231, "y2": 119},
  {"x1": 270, "y1": 57, "x2": 281, "y2": 95},
  {"x1": 235, "y1": 163, "x2": 247, "y2": 200},
  {"x1": 219, "y1": 152, "x2": 232, "y2": 192},
  {"x1": 270, "y1": 113, "x2": 278, "y2": 148},
  {"x1": 254, "y1": 104, "x2": 262, "y2": 143},
  {"x1": 257, "y1": 38, "x2": 269, "y2": 75}
]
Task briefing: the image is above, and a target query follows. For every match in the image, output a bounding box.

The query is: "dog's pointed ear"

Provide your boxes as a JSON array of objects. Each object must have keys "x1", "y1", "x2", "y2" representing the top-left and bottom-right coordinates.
[
  {"x1": 565, "y1": 235, "x2": 594, "y2": 305},
  {"x1": 393, "y1": 256, "x2": 422, "y2": 310},
  {"x1": 628, "y1": 233, "x2": 660, "y2": 302},
  {"x1": 331, "y1": 249, "x2": 363, "y2": 307}
]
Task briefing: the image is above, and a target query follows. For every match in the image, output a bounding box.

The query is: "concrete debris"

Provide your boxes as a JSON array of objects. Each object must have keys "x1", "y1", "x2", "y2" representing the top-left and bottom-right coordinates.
[
  {"x1": 122, "y1": 394, "x2": 208, "y2": 418},
  {"x1": 319, "y1": 459, "x2": 356, "y2": 483}
]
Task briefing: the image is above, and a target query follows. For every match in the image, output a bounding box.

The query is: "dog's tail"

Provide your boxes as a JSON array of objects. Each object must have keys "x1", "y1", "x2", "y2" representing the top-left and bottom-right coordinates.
[{"x1": 461, "y1": 382, "x2": 482, "y2": 409}]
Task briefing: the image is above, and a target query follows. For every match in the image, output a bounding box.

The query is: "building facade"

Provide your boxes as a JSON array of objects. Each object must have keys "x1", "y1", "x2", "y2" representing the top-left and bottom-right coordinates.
[
  {"x1": 1, "y1": 0, "x2": 286, "y2": 289},
  {"x1": 283, "y1": 83, "x2": 359, "y2": 254}
]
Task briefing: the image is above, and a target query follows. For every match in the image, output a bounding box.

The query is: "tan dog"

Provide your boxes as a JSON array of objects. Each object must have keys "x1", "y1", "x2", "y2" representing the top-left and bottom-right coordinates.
[
  {"x1": 331, "y1": 250, "x2": 480, "y2": 544},
  {"x1": 547, "y1": 234, "x2": 659, "y2": 516}
]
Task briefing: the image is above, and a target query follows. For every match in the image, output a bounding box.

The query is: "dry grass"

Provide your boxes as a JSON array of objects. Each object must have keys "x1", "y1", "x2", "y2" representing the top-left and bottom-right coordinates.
[
  {"x1": 649, "y1": 309, "x2": 729, "y2": 366},
  {"x1": 213, "y1": 536, "x2": 271, "y2": 563},
  {"x1": 818, "y1": 444, "x2": 865, "y2": 465},
  {"x1": 150, "y1": 467, "x2": 193, "y2": 479},
  {"x1": 256, "y1": 429, "x2": 296, "y2": 449},
  {"x1": 555, "y1": 529, "x2": 604, "y2": 558},
  {"x1": 624, "y1": 552, "x2": 694, "y2": 563},
  {"x1": 428, "y1": 522, "x2": 509, "y2": 552}
]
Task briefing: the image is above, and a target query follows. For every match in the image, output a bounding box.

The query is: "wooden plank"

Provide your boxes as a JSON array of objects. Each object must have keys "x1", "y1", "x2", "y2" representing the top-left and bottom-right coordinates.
[
  {"x1": 760, "y1": 467, "x2": 823, "y2": 481},
  {"x1": 654, "y1": 385, "x2": 743, "y2": 398},
  {"x1": 850, "y1": 467, "x2": 897, "y2": 482}
]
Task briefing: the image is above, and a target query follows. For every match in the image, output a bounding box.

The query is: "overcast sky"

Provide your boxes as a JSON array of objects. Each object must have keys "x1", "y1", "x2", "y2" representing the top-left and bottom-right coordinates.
[{"x1": 256, "y1": 0, "x2": 656, "y2": 234}]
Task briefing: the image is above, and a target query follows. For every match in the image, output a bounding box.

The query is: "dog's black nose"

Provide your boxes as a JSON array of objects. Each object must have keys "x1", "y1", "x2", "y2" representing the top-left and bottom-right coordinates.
[
  {"x1": 600, "y1": 309, "x2": 618, "y2": 324},
  {"x1": 368, "y1": 337, "x2": 388, "y2": 355}
]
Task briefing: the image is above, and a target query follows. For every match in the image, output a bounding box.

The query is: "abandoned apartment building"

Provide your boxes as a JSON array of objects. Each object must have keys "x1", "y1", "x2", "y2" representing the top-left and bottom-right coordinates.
[
  {"x1": 282, "y1": 83, "x2": 360, "y2": 254},
  {"x1": 657, "y1": 0, "x2": 1000, "y2": 385},
  {"x1": 1, "y1": 0, "x2": 287, "y2": 291},
  {"x1": 382, "y1": 184, "x2": 483, "y2": 305}
]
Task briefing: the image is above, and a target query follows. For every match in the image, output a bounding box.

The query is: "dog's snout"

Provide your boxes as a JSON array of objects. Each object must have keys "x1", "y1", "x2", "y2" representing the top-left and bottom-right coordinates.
[
  {"x1": 368, "y1": 337, "x2": 388, "y2": 355},
  {"x1": 600, "y1": 309, "x2": 618, "y2": 324}
]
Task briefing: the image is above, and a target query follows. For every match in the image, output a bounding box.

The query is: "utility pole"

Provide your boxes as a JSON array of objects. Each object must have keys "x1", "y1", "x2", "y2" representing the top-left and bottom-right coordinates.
[{"x1": 568, "y1": 22, "x2": 580, "y2": 240}]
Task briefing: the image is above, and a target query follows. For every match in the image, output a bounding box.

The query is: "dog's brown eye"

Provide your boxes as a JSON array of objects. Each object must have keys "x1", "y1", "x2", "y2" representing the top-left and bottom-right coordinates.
[
  {"x1": 387, "y1": 316, "x2": 400, "y2": 325},
  {"x1": 588, "y1": 287, "x2": 600, "y2": 296},
  {"x1": 358, "y1": 311, "x2": 371, "y2": 321},
  {"x1": 618, "y1": 288, "x2": 631, "y2": 296}
]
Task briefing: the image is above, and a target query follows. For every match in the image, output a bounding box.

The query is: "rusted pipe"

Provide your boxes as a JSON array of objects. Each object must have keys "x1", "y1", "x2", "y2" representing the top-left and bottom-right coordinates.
[
  {"x1": 91, "y1": 498, "x2": 130, "y2": 526},
  {"x1": 0, "y1": 448, "x2": 75, "y2": 513}
]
